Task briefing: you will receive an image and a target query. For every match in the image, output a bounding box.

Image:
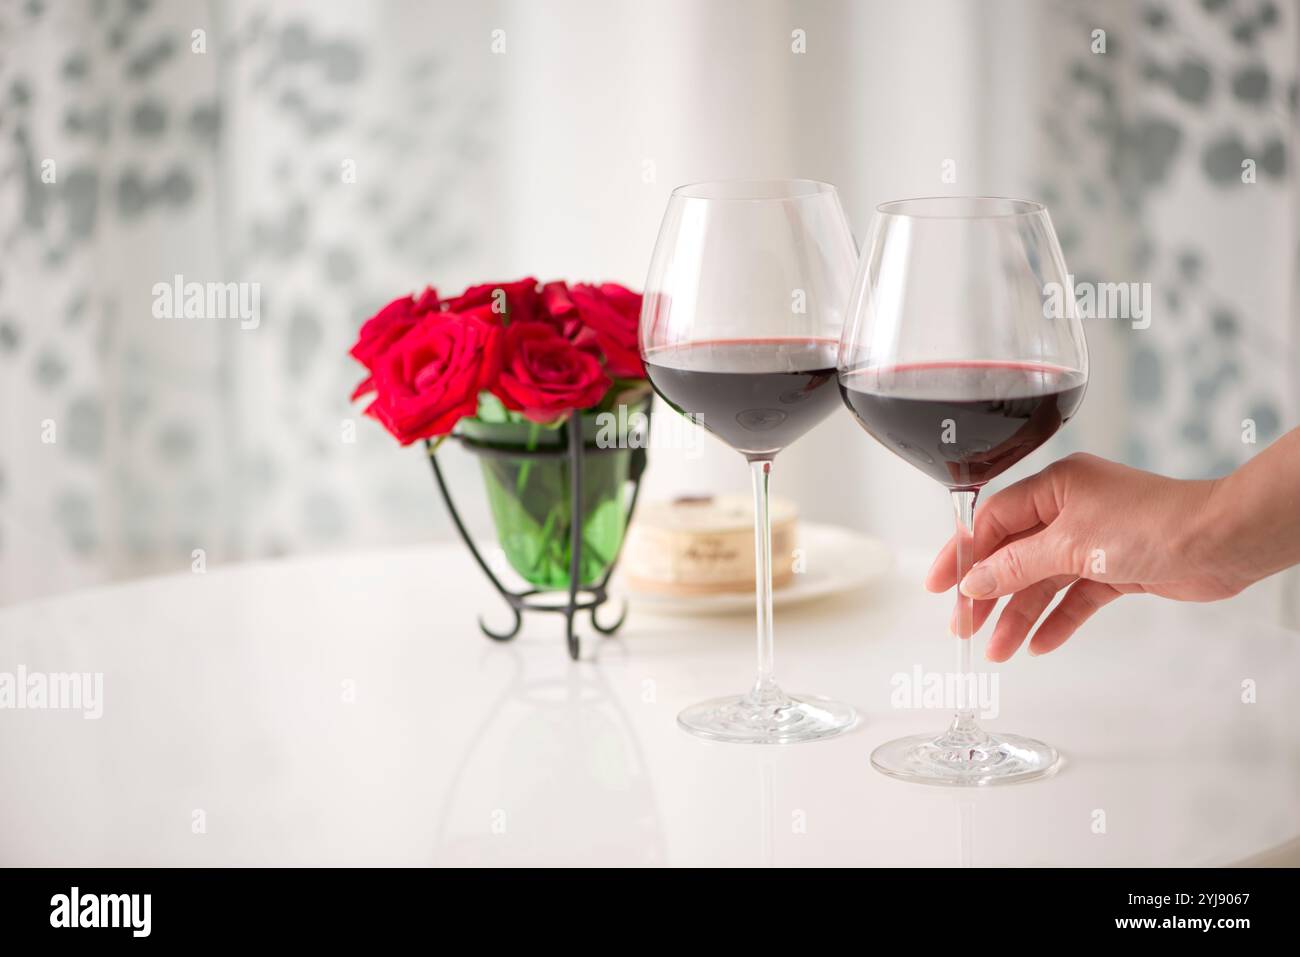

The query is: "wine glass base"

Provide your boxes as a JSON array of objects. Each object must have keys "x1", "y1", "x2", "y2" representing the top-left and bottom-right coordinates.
[
  {"x1": 677, "y1": 691, "x2": 856, "y2": 744},
  {"x1": 870, "y1": 731, "x2": 1060, "y2": 786}
]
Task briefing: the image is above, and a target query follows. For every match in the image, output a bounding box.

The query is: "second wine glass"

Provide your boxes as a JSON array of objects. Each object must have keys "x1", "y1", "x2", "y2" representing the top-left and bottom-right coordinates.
[
  {"x1": 640, "y1": 179, "x2": 858, "y2": 744},
  {"x1": 838, "y1": 196, "x2": 1089, "y2": 784}
]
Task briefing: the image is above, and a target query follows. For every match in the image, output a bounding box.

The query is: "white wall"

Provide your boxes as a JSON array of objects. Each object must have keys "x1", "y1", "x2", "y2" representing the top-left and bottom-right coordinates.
[
  {"x1": 489, "y1": 0, "x2": 996, "y2": 554},
  {"x1": 2, "y1": 0, "x2": 1294, "y2": 610}
]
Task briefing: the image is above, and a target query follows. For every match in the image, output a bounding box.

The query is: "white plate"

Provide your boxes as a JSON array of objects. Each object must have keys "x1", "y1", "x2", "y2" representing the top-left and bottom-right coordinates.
[{"x1": 614, "y1": 522, "x2": 893, "y2": 616}]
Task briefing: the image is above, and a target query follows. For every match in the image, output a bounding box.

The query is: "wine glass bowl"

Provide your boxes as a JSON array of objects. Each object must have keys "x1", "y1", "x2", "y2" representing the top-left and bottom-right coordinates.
[
  {"x1": 838, "y1": 360, "x2": 1087, "y2": 489},
  {"x1": 640, "y1": 179, "x2": 858, "y2": 744},
  {"x1": 838, "y1": 196, "x2": 1088, "y2": 784}
]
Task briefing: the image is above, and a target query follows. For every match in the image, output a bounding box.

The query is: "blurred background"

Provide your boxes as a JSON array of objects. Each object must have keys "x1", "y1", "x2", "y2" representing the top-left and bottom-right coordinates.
[{"x1": 1, "y1": 0, "x2": 1296, "y2": 621}]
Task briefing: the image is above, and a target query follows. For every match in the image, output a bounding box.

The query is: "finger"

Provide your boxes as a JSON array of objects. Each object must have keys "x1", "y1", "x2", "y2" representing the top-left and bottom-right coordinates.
[
  {"x1": 1027, "y1": 579, "x2": 1121, "y2": 656},
  {"x1": 925, "y1": 535, "x2": 959, "y2": 592},
  {"x1": 959, "y1": 526, "x2": 1079, "y2": 600},
  {"x1": 927, "y1": 523, "x2": 1046, "y2": 592},
  {"x1": 985, "y1": 575, "x2": 1075, "y2": 661},
  {"x1": 970, "y1": 469, "x2": 1065, "y2": 562},
  {"x1": 949, "y1": 596, "x2": 997, "y2": 636}
]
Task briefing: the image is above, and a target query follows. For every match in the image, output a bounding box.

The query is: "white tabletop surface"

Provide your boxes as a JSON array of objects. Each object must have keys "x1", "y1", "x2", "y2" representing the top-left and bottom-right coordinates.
[{"x1": 1, "y1": 542, "x2": 1297, "y2": 867}]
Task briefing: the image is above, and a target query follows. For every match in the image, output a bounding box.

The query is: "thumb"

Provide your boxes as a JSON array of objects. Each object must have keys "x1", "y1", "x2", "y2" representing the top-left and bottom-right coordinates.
[{"x1": 959, "y1": 528, "x2": 1075, "y2": 599}]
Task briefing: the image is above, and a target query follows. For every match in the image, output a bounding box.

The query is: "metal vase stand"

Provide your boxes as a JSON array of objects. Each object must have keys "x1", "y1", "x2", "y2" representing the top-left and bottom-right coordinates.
[{"x1": 424, "y1": 408, "x2": 650, "y2": 660}]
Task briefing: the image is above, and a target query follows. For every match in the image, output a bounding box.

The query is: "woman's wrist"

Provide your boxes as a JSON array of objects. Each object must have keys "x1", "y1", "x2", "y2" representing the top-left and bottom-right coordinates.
[
  {"x1": 1209, "y1": 430, "x2": 1300, "y2": 591},
  {"x1": 1186, "y1": 472, "x2": 1257, "y2": 595}
]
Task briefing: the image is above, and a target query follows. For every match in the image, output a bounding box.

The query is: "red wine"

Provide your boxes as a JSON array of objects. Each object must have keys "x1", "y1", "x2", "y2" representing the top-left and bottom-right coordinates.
[
  {"x1": 838, "y1": 361, "x2": 1087, "y2": 488},
  {"x1": 645, "y1": 338, "x2": 840, "y2": 459}
]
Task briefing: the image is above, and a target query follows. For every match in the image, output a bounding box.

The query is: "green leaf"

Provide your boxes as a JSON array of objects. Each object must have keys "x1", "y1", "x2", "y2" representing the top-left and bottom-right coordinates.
[{"x1": 474, "y1": 392, "x2": 510, "y2": 423}]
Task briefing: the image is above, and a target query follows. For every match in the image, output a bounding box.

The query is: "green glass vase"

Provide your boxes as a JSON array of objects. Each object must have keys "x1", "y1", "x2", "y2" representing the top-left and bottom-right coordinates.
[{"x1": 459, "y1": 403, "x2": 645, "y2": 589}]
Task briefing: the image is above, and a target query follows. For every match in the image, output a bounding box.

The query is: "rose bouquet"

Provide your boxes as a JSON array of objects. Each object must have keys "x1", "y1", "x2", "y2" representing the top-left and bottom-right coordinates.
[{"x1": 349, "y1": 278, "x2": 651, "y2": 588}]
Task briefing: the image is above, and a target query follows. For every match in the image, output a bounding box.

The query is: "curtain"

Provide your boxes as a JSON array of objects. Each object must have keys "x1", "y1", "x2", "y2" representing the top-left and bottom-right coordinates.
[
  {"x1": 1, "y1": 0, "x2": 1297, "y2": 620},
  {"x1": 0, "y1": 0, "x2": 506, "y2": 601}
]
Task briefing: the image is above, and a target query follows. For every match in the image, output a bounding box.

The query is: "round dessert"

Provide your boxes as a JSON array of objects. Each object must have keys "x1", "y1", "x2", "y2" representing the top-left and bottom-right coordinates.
[{"x1": 622, "y1": 494, "x2": 798, "y2": 596}]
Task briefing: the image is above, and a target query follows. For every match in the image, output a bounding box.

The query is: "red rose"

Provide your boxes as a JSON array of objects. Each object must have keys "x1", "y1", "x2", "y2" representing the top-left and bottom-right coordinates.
[
  {"x1": 539, "y1": 280, "x2": 583, "y2": 338},
  {"x1": 592, "y1": 282, "x2": 641, "y2": 320},
  {"x1": 442, "y1": 278, "x2": 540, "y2": 323},
  {"x1": 493, "y1": 322, "x2": 611, "y2": 423},
  {"x1": 362, "y1": 306, "x2": 502, "y2": 445},
  {"x1": 569, "y1": 282, "x2": 644, "y2": 378},
  {"x1": 349, "y1": 286, "x2": 440, "y2": 398}
]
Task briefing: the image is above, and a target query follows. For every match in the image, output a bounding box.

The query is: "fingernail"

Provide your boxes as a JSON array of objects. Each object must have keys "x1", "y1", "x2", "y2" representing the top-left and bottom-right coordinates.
[{"x1": 960, "y1": 567, "x2": 995, "y2": 598}]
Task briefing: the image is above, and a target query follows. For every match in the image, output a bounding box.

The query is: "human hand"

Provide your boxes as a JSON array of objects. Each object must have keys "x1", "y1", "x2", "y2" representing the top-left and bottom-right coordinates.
[{"x1": 925, "y1": 452, "x2": 1245, "y2": 661}]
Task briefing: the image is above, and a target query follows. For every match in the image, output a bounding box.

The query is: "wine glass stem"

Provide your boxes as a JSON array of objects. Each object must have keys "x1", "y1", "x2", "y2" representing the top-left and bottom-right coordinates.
[
  {"x1": 751, "y1": 458, "x2": 777, "y2": 697},
  {"x1": 950, "y1": 488, "x2": 980, "y2": 732}
]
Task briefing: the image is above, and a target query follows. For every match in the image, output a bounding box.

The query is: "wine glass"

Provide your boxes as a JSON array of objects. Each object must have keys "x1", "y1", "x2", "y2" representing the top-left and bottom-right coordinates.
[
  {"x1": 838, "y1": 196, "x2": 1088, "y2": 784},
  {"x1": 639, "y1": 179, "x2": 858, "y2": 744}
]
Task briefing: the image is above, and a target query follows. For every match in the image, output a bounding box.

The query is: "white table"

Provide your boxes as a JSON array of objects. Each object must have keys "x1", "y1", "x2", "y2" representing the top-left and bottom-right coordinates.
[{"x1": 1, "y1": 543, "x2": 1297, "y2": 867}]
